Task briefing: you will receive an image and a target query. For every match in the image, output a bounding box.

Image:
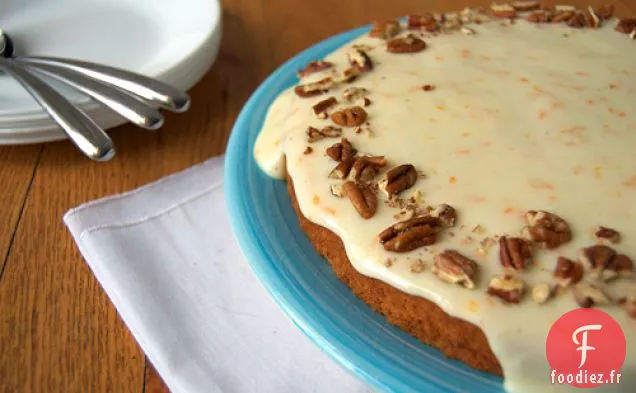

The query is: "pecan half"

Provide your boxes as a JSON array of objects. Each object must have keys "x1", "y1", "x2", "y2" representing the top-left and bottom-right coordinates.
[
  {"x1": 325, "y1": 138, "x2": 357, "y2": 162},
  {"x1": 490, "y1": 3, "x2": 517, "y2": 18},
  {"x1": 432, "y1": 250, "x2": 478, "y2": 289},
  {"x1": 532, "y1": 283, "x2": 553, "y2": 304},
  {"x1": 595, "y1": 4, "x2": 614, "y2": 20},
  {"x1": 306, "y1": 125, "x2": 342, "y2": 142},
  {"x1": 343, "y1": 181, "x2": 377, "y2": 219},
  {"x1": 595, "y1": 226, "x2": 620, "y2": 244},
  {"x1": 510, "y1": 0, "x2": 540, "y2": 12},
  {"x1": 572, "y1": 282, "x2": 611, "y2": 308},
  {"x1": 328, "y1": 158, "x2": 356, "y2": 179},
  {"x1": 378, "y1": 216, "x2": 440, "y2": 252},
  {"x1": 369, "y1": 20, "x2": 401, "y2": 39},
  {"x1": 523, "y1": 210, "x2": 572, "y2": 249},
  {"x1": 312, "y1": 96, "x2": 338, "y2": 119},
  {"x1": 407, "y1": 14, "x2": 439, "y2": 32},
  {"x1": 294, "y1": 77, "x2": 334, "y2": 97},
  {"x1": 331, "y1": 106, "x2": 368, "y2": 127},
  {"x1": 616, "y1": 18, "x2": 636, "y2": 34},
  {"x1": 554, "y1": 256, "x2": 584, "y2": 287},
  {"x1": 349, "y1": 156, "x2": 387, "y2": 183},
  {"x1": 499, "y1": 236, "x2": 532, "y2": 271},
  {"x1": 487, "y1": 274, "x2": 525, "y2": 304},
  {"x1": 298, "y1": 60, "x2": 333, "y2": 78},
  {"x1": 430, "y1": 204, "x2": 456, "y2": 227},
  {"x1": 386, "y1": 34, "x2": 427, "y2": 54},
  {"x1": 347, "y1": 48, "x2": 373, "y2": 72},
  {"x1": 379, "y1": 164, "x2": 418, "y2": 196}
]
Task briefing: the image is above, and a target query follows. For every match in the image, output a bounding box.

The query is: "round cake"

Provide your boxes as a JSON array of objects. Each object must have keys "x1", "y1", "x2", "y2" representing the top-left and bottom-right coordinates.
[{"x1": 254, "y1": 2, "x2": 636, "y2": 392}]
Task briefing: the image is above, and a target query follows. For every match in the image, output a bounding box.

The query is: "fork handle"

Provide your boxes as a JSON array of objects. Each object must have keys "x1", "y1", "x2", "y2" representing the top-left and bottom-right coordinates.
[
  {"x1": 0, "y1": 58, "x2": 115, "y2": 161},
  {"x1": 19, "y1": 56, "x2": 191, "y2": 112}
]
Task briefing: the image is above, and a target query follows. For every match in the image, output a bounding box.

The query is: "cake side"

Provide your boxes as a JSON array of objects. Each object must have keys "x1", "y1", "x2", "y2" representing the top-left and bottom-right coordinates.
[{"x1": 286, "y1": 170, "x2": 504, "y2": 376}]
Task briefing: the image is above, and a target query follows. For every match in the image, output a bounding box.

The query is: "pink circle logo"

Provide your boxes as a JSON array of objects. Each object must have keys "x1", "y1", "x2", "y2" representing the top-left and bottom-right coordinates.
[{"x1": 546, "y1": 308, "x2": 626, "y2": 388}]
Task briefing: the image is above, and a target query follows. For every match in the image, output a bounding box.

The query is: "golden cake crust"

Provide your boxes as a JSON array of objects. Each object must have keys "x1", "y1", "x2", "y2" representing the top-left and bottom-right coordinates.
[{"x1": 286, "y1": 171, "x2": 503, "y2": 376}]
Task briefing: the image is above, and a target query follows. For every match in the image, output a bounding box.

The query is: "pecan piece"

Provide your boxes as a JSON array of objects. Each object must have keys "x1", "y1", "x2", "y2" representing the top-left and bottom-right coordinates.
[
  {"x1": 579, "y1": 245, "x2": 615, "y2": 278},
  {"x1": 605, "y1": 254, "x2": 633, "y2": 281},
  {"x1": 551, "y1": 10, "x2": 575, "y2": 23},
  {"x1": 595, "y1": 226, "x2": 620, "y2": 243},
  {"x1": 331, "y1": 106, "x2": 368, "y2": 127},
  {"x1": 407, "y1": 14, "x2": 439, "y2": 32},
  {"x1": 432, "y1": 250, "x2": 478, "y2": 288},
  {"x1": 325, "y1": 138, "x2": 357, "y2": 162},
  {"x1": 343, "y1": 181, "x2": 377, "y2": 219},
  {"x1": 343, "y1": 87, "x2": 368, "y2": 102},
  {"x1": 532, "y1": 283, "x2": 553, "y2": 304},
  {"x1": 369, "y1": 20, "x2": 401, "y2": 39},
  {"x1": 306, "y1": 125, "x2": 342, "y2": 142},
  {"x1": 554, "y1": 256, "x2": 584, "y2": 288},
  {"x1": 585, "y1": 7, "x2": 601, "y2": 28},
  {"x1": 378, "y1": 216, "x2": 440, "y2": 252},
  {"x1": 527, "y1": 10, "x2": 553, "y2": 23},
  {"x1": 510, "y1": 0, "x2": 540, "y2": 12},
  {"x1": 312, "y1": 96, "x2": 338, "y2": 119},
  {"x1": 567, "y1": 12, "x2": 587, "y2": 28},
  {"x1": 572, "y1": 282, "x2": 611, "y2": 308},
  {"x1": 386, "y1": 34, "x2": 427, "y2": 54},
  {"x1": 490, "y1": 3, "x2": 517, "y2": 18},
  {"x1": 349, "y1": 156, "x2": 387, "y2": 183},
  {"x1": 499, "y1": 236, "x2": 532, "y2": 271},
  {"x1": 379, "y1": 164, "x2": 418, "y2": 196},
  {"x1": 294, "y1": 77, "x2": 335, "y2": 98},
  {"x1": 303, "y1": 146, "x2": 313, "y2": 155},
  {"x1": 430, "y1": 204, "x2": 456, "y2": 227},
  {"x1": 330, "y1": 183, "x2": 344, "y2": 198},
  {"x1": 523, "y1": 210, "x2": 572, "y2": 249},
  {"x1": 339, "y1": 67, "x2": 361, "y2": 83},
  {"x1": 298, "y1": 60, "x2": 333, "y2": 78},
  {"x1": 616, "y1": 18, "x2": 636, "y2": 34},
  {"x1": 487, "y1": 274, "x2": 525, "y2": 304},
  {"x1": 347, "y1": 48, "x2": 373, "y2": 72},
  {"x1": 620, "y1": 295, "x2": 636, "y2": 319},
  {"x1": 328, "y1": 158, "x2": 356, "y2": 179}
]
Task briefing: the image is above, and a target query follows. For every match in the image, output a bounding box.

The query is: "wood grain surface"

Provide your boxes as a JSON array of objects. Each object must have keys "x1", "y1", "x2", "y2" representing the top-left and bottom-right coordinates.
[{"x1": 0, "y1": 0, "x2": 634, "y2": 392}]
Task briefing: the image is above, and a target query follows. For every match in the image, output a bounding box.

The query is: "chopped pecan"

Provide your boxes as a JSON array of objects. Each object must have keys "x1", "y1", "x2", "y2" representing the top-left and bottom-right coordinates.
[
  {"x1": 303, "y1": 146, "x2": 313, "y2": 155},
  {"x1": 386, "y1": 34, "x2": 427, "y2": 54},
  {"x1": 379, "y1": 164, "x2": 418, "y2": 196},
  {"x1": 567, "y1": 12, "x2": 587, "y2": 28},
  {"x1": 523, "y1": 210, "x2": 572, "y2": 249},
  {"x1": 349, "y1": 156, "x2": 387, "y2": 183},
  {"x1": 527, "y1": 10, "x2": 553, "y2": 23},
  {"x1": 369, "y1": 20, "x2": 401, "y2": 39},
  {"x1": 298, "y1": 60, "x2": 333, "y2": 78},
  {"x1": 596, "y1": 4, "x2": 614, "y2": 20},
  {"x1": 487, "y1": 274, "x2": 525, "y2": 304},
  {"x1": 572, "y1": 281, "x2": 611, "y2": 308},
  {"x1": 510, "y1": 0, "x2": 540, "y2": 12},
  {"x1": 343, "y1": 87, "x2": 368, "y2": 102},
  {"x1": 605, "y1": 254, "x2": 633, "y2": 281},
  {"x1": 616, "y1": 18, "x2": 636, "y2": 34},
  {"x1": 532, "y1": 283, "x2": 553, "y2": 304},
  {"x1": 347, "y1": 48, "x2": 373, "y2": 72},
  {"x1": 328, "y1": 158, "x2": 356, "y2": 179},
  {"x1": 407, "y1": 14, "x2": 439, "y2": 32},
  {"x1": 330, "y1": 183, "x2": 344, "y2": 197},
  {"x1": 554, "y1": 256, "x2": 584, "y2": 287},
  {"x1": 579, "y1": 245, "x2": 615, "y2": 278},
  {"x1": 430, "y1": 204, "x2": 456, "y2": 227},
  {"x1": 490, "y1": 3, "x2": 517, "y2": 18},
  {"x1": 432, "y1": 250, "x2": 478, "y2": 288},
  {"x1": 595, "y1": 226, "x2": 620, "y2": 243},
  {"x1": 294, "y1": 77, "x2": 334, "y2": 97},
  {"x1": 306, "y1": 125, "x2": 342, "y2": 142},
  {"x1": 499, "y1": 236, "x2": 532, "y2": 271},
  {"x1": 343, "y1": 181, "x2": 377, "y2": 219},
  {"x1": 422, "y1": 84, "x2": 436, "y2": 91},
  {"x1": 312, "y1": 96, "x2": 338, "y2": 119},
  {"x1": 339, "y1": 67, "x2": 361, "y2": 83},
  {"x1": 378, "y1": 216, "x2": 440, "y2": 252},
  {"x1": 331, "y1": 106, "x2": 368, "y2": 127},
  {"x1": 551, "y1": 10, "x2": 575, "y2": 23},
  {"x1": 325, "y1": 138, "x2": 357, "y2": 162},
  {"x1": 585, "y1": 7, "x2": 601, "y2": 28}
]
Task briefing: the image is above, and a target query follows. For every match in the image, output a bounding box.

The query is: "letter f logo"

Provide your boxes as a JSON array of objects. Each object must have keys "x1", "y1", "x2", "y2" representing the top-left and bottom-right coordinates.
[{"x1": 572, "y1": 324, "x2": 602, "y2": 368}]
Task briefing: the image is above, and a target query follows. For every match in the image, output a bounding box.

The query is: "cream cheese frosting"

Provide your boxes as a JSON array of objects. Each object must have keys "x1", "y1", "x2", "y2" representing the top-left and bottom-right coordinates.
[{"x1": 254, "y1": 7, "x2": 636, "y2": 393}]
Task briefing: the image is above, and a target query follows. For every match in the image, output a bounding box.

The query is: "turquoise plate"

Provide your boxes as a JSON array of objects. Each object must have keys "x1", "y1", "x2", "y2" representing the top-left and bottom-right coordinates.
[{"x1": 224, "y1": 24, "x2": 504, "y2": 393}]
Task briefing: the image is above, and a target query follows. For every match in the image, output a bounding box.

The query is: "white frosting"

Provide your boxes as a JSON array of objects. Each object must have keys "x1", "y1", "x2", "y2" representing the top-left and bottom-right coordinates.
[{"x1": 254, "y1": 16, "x2": 636, "y2": 393}]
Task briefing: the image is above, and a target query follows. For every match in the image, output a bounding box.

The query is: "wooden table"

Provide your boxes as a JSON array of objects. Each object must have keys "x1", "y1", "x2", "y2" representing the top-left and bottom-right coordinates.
[{"x1": 1, "y1": 0, "x2": 634, "y2": 392}]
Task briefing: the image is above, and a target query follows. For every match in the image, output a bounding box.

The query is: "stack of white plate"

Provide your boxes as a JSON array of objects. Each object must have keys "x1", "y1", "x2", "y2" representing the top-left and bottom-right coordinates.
[{"x1": 0, "y1": 0, "x2": 222, "y2": 145}]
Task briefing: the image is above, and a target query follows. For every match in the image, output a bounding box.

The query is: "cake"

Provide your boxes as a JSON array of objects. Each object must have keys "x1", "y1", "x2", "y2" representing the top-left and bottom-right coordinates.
[{"x1": 253, "y1": 2, "x2": 636, "y2": 392}]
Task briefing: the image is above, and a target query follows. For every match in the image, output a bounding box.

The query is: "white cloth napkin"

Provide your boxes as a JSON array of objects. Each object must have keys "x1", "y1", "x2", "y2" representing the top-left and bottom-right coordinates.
[{"x1": 64, "y1": 155, "x2": 374, "y2": 393}]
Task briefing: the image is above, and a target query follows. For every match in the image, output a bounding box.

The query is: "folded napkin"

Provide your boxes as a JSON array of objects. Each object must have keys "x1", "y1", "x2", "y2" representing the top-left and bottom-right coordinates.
[{"x1": 64, "y1": 155, "x2": 373, "y2": 393}]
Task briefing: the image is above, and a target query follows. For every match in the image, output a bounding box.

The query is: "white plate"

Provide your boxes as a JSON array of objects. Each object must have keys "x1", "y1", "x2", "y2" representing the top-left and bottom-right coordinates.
[{"x1": 0, "y1": 0, "x2": 221, "y2": 144}]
